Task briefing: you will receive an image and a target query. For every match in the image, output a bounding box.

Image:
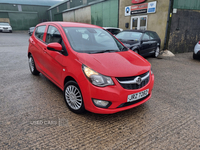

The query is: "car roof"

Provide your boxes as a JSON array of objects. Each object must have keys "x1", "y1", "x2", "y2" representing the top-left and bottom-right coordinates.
[
  {"x1": 37, "y1": 21, "x2": 102, "y2": 28},
  {"x1": 123, "y1": 29, "x2": 156, "y2": 33}
]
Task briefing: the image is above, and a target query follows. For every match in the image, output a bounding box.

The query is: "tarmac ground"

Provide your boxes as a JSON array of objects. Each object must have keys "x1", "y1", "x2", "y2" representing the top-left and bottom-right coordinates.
[{"x1": 0, "y1": 32, "x2": 200, "y2": 150}]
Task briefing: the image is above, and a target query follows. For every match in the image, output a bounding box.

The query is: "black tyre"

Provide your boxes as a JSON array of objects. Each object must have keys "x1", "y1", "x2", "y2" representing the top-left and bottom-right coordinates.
[
  {"x1": 28, "y1": 55, "x2": 40, "y2": 75},
  {"x1": 64, "y1": 81, "x2": 85, "y2": 114},
  {"x1": 193, "y1": 53, "x2": 198, "y2": 60}
]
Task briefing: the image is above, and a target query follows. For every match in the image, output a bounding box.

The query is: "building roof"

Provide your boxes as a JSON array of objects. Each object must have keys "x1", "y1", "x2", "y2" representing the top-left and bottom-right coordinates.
[{"x1": 0, "y1": 0, "x2": 64, "y2": 6}]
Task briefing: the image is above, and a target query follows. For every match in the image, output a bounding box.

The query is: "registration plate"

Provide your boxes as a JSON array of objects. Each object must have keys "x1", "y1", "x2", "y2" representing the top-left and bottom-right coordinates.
[{"x1": 127, "y1": 89, "x2": 149, "y2": 102}]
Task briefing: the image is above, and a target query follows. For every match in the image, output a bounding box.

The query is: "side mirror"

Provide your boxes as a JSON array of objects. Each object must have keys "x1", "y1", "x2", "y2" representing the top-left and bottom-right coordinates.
[{"x1": 47, "y1": 43, "x2": 62, "y2": 52}]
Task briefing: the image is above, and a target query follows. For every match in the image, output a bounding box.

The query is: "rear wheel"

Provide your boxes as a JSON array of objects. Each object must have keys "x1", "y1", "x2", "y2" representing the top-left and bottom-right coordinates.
[
  {"x1": 28, "y1": 55, "x2": 40, "y2": 75},
  {"x1": 154, "y1": 47, "x2": 160, "y2": 58},
  {"x1": 193, "y1": 53, "x2": 198, "y2": 59},
  {"x1": 64, "y1": 81, "x2": 85, "y2": 114}
]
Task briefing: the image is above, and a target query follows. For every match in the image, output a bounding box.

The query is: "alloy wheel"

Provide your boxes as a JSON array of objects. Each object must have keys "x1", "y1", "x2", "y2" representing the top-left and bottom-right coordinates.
[{"x1": 65, "y1": 85, "x2": 83, "y2": 110}]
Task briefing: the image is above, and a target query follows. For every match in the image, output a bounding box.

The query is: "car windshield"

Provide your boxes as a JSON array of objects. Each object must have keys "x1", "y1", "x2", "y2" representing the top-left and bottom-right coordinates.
[
  {"x1": 63, "y1": 27, "x2": 126, "y2": 53},
  {"x1": 0, "y1": 23, "x2": 10, "y2": 26},
  {"x1": 116, "y1": 31, "x2": 142, "y2": 41}
]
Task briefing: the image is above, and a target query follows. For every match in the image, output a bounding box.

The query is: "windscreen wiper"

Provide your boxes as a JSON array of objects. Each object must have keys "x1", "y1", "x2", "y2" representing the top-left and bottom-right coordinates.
[{"x1": 89, "y1": 50, "x2": 119, "y2": 54}]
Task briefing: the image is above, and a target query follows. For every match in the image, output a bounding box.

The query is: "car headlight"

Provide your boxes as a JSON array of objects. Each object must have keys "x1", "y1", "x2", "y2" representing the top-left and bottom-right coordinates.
[{"x1": 82, "y1": 65, "x2": 114, "y2": 87}]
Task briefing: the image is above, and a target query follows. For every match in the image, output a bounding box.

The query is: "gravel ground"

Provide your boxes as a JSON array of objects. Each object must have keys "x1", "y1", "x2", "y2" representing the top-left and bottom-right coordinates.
[{"x1": 0, "y1": 32, "x2": 200, "y2": 150}]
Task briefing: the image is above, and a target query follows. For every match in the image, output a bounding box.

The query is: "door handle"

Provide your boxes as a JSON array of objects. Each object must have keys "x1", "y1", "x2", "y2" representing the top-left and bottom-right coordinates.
[{"x1": 43, "y1": 48, "x2": 47, "y2": 53}]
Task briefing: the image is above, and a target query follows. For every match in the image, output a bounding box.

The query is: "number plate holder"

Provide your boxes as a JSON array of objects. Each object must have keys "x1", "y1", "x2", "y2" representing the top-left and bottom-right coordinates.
[{"x1": 127, "y1": 89, "x2": 149, "y2": 102}]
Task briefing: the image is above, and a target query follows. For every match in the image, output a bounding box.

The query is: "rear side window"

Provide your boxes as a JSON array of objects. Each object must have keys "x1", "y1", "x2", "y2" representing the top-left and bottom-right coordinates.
[
  {"x1": 142, "y1": 33, "x2": 149, "y2": 40},
  {"x1": 35, "y1": 26, "x2": 46, "y2": 41},
  {"x1": 148, "y1": 32, "x2": 159, "y2": 40},
  {"x1": 46, "y1": 25, "x2": 62, "y2": 44}
]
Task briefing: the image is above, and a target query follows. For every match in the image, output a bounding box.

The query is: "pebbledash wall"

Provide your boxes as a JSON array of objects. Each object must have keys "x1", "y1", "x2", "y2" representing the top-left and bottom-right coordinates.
[{"x1": 119, "y1": 0, "x2": 170, "y2": 49}]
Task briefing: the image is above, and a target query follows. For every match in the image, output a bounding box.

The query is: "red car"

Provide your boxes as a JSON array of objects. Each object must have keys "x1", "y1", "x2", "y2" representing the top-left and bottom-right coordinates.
[{"x1": 28, "y1": 22, "x2": 154, "y2": 114}]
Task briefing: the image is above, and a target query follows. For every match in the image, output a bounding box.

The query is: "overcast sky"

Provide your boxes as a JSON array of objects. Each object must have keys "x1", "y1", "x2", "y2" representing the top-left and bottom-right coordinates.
[{"x1": 0, "y1": 0, "x2": 65, "y2": 6}]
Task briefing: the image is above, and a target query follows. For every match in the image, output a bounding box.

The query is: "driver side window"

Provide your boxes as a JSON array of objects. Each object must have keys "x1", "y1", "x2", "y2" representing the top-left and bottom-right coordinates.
[{"x1": 46, "y1": 26, "x2": 62, "y2": 44}]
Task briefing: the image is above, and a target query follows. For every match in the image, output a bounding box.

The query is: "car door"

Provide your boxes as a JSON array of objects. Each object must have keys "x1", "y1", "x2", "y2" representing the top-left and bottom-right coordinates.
[
  {"x1": 42, "y1": 25, "x2": 66, "y2": 88},
  {"x1": 140, "y1": 32, "x2": 151, "y2": 56},
  {"x1": 147, "y1": 32, "x2": 158, "y2": 52},
  {"x1": 31, "y1": 25, "x2": 47, "y2": 72}
]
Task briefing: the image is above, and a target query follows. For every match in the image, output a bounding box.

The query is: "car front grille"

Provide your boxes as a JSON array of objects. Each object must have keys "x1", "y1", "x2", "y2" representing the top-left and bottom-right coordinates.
[
  {"x1": 3, "y1": 27, "x2": 8, "y2": 29},
  {"x1": 116, "y1": 71, "x2": 150, "y2": 90}
]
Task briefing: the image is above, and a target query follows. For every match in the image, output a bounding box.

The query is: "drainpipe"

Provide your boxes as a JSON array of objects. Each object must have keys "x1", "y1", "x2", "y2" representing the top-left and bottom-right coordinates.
[
  {"x1": 164, "y1": 0, "x2": 173, "y2": 50},
  {"x1": 50, "y1": 10, "x2": 53, "y2": 21}
]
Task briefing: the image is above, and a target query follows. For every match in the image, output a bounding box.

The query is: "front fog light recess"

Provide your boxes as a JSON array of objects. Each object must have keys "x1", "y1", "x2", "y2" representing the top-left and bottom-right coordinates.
[{"x1": 92, "y1": 99, "x2": 111, "y2": 108}]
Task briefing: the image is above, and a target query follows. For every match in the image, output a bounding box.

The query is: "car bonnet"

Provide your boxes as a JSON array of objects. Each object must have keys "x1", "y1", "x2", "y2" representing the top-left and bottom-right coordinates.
[{"x1": 77, "y1": 50, "x2": 150, "y2": 77}]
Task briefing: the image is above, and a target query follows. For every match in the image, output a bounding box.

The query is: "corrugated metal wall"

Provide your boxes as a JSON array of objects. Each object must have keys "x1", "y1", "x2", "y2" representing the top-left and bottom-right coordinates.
[
  {"x1": 9, "y1": 12, "x2": 38, "y2": 30},
  {"x1": 54, "y1": 13, "x2": 63, "y2": 21},
  {"x1": 0, "y1": 3, "x2": 18, "y2": 11},
  {"x1": 0, "y1": 3, "x2": 49, "y2": 30},
  {"x1": 70, "y1": 0, "x2": 82, "y2": 8},
  {"x1": 21, "y1": 5, "x2": 49, "y2": 22},
  {"x1": 173, "y1": 0, "x2": 200, "y2": 10},
  {"x1": 0, "y1": 12, "x2": 9, "y2": 18},
  {"x1": 49, "y1": 0, "x2": 101, "y2": 21},
  {"x1": 91, "y1": 0, "x2": 118, "y2": 27}
]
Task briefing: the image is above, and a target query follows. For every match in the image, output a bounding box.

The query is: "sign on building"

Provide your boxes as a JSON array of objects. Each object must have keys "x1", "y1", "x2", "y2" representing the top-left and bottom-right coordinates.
[
  {"x1": 125, "y1": 1, "x2": 157, "y2": 16},
  {"x1": 125, "y1": 6, "x2": 131, "y2": 16},
  {"x1": 131, "y1": 0, "x2": 146, "y2": 4},
  {"x1": 147, "y1": 1, "x2": 157, "y2": 13},
  {"x1": 131, "y1": 3, "x2": 148, "y2": 15}
]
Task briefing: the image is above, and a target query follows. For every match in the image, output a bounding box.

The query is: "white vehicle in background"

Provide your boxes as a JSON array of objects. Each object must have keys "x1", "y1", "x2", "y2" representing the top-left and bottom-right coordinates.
[
  {"x1": 0, "y1": 22, "x2": 12, "y2": 33},
  {"x1": 193, "y1": 41, "x2": 200, "y2": 59},
  {"x1": 103, "y1": 27, "x2": 123, "y2": 36}
]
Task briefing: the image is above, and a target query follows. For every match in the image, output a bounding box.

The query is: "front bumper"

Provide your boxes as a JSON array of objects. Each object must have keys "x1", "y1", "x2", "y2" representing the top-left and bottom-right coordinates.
[
  {"x1": 0, "y1": 29, "x2": 12, "y2": 32},
  {"x1": 79, "y1": 73, "x2": 154, "y2": 114}
]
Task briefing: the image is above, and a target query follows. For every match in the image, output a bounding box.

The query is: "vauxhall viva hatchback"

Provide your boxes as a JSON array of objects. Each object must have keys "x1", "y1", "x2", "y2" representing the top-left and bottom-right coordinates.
[{"x1": 28, "y1": 22, "x2": 154, "y2": 114}]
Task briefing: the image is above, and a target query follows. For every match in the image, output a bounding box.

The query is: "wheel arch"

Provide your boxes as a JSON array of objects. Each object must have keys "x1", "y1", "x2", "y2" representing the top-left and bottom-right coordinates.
[
  {"x1": 28, "y1": 52, "x2": 32, "y2": 58},
  {"x1": 64, "y1": 76, "x2": 77, "y2": 87},
  {"x1": 131, "y1": 47, "x2": 140, "y2": 54}
]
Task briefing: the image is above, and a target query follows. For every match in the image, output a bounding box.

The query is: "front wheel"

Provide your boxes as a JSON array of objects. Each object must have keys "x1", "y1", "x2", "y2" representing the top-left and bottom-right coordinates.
[
  {"x1": 28, "y1": 55, "x2": 40, "y2": 75},
  {"x1": 154, "y1": 47, "x2": 160, "y2": 58},
  {"x1": 134, "y1": 49, "x2": 139, "y2": 54},
  {"x1": 64, "y1": 81, "x2": 85, "y2": 114}
]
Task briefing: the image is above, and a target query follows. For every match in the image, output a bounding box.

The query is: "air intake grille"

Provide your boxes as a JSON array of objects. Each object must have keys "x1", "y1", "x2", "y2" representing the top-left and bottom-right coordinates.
[{"x1": 116, "y1": 71, "x2": 149, "y2": 90}]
